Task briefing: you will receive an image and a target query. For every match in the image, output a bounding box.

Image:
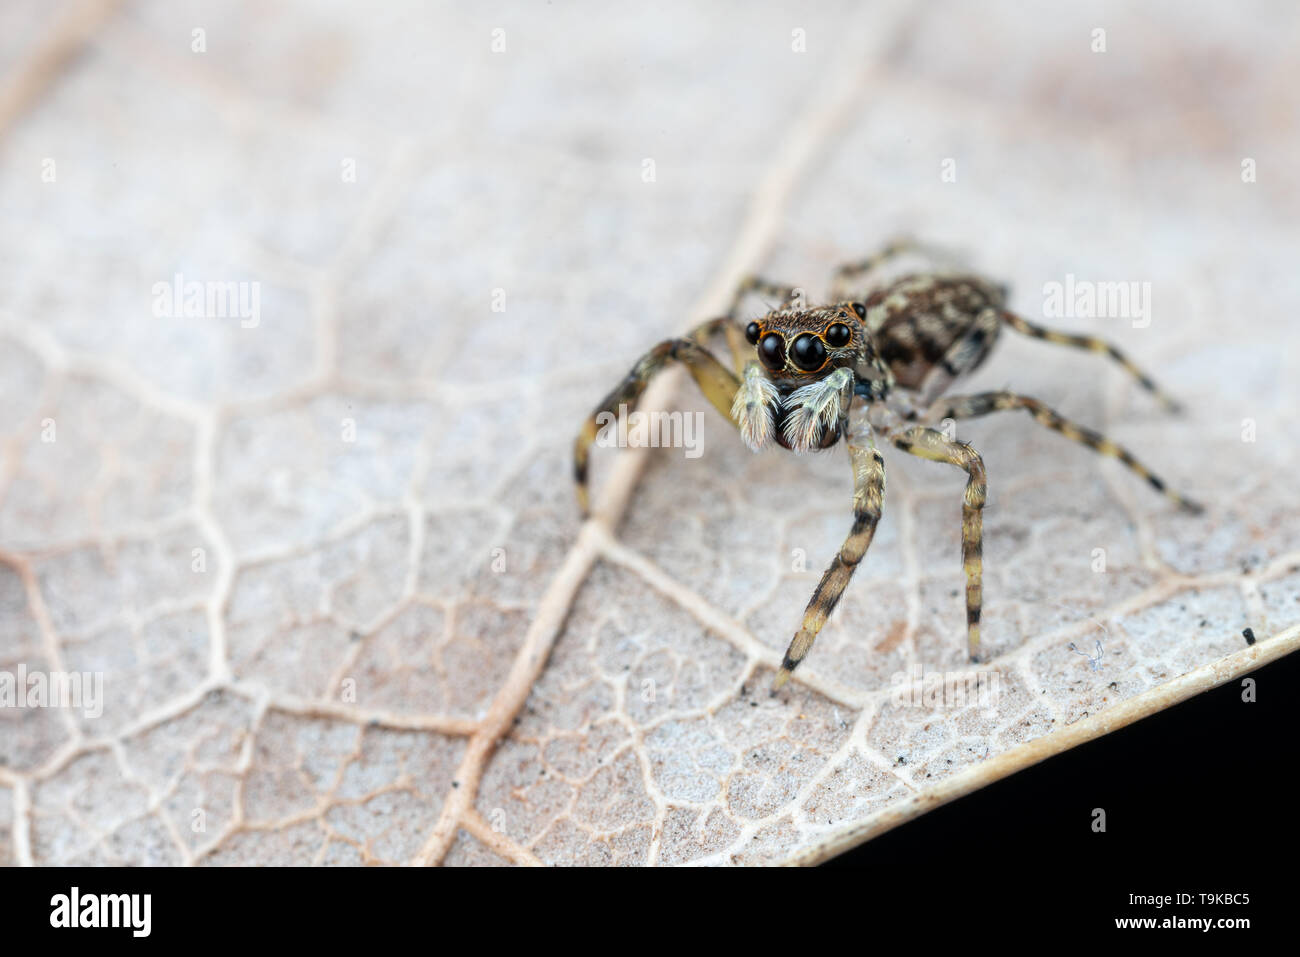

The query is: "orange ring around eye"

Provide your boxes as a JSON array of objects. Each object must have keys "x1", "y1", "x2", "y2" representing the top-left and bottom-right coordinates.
[
  {"x1": 790, "y1": 333, "x2": 827, "y2": 371},
  {"x1": 825, "y1": 322, "x2": 852, "y2": 348}
]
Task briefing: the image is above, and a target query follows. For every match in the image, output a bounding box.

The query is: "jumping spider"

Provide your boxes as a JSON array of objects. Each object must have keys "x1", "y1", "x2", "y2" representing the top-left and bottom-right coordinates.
[{"x1": 574, "y1": 240, "x2": 1200, "y2": 691}]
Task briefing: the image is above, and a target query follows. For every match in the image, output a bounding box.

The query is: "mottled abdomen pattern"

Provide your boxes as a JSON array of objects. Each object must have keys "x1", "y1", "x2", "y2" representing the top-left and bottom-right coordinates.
[{"x1": 865, "y1": 274, "x2": 1006, "y2": 390}]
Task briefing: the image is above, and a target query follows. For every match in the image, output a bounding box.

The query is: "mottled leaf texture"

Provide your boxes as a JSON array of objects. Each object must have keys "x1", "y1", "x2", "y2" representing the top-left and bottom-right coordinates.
[{"x1": 0, "y1": 0, "x2": 1297, "y2": 867}]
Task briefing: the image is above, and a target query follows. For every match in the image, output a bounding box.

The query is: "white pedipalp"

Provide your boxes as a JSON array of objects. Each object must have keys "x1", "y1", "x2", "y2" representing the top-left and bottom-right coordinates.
[
  {"x1": 780, "y1": 366, "x2": 854, "y2": 453},
  {"x1": 731, "y1": 362, "x2": 781, "y2": 451}
]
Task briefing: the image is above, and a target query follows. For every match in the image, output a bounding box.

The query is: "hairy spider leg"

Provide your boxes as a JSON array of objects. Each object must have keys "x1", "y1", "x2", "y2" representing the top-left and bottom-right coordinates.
[
  {"x1": 726, "y1": 275, "x2": 802, "y2": 373},
  {"x1": 573, "y1": 333, "x2": 739, "y2": 515},
  {"x1": 890, "y1": 426, "x2": 987, "y2": 664},
  {"x1": 575, "y1": 269, "x2": 804, "y2": 514},
  {"x1": 830, "y1": 238, "x2": 951, "y2": 302},
  {"x1": 928, "y1": 391, "x2": 1203, "y2": 513},
  {"x1": 730, "y1": 274, "x2": 802, "y2": 313},
  {"x1": 912, "y1": 306, "x2": 1003, "y2": 407},
  {"x1": 999, "y1": 310, "x2": 1184, "y2": 412},
  {"x1": 773, "y1": 420, "x2": 886, "y2": 690},
  {"x1": 689, "y1": 315, "x2": 750, "y2": 378},
  {"x1": 689, "y1": 275, "x2": 802, "y2": 376}
]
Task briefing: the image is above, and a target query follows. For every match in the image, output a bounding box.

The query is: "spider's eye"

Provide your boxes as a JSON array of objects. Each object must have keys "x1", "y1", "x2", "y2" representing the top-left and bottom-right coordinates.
[
  {"x1": 758, "y1": 332, "x2": 785, "y2": 371},
  {"x1": 851, "y1": 302, "x2": 867, "y2": 320},
  {"x1": 745, "y1": 321, "x2": 762, "y2": 345},
  {"x1": 825, "y1": 322, "x2": 851, "y2": 347},
  {"x1": 790, "y1": 333, "x2": 827, "y2": 371}
]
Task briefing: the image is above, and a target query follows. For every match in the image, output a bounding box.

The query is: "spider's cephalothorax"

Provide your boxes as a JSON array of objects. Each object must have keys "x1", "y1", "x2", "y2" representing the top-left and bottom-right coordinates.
[
  {"x1": 732, "y1": 303, "x2": 891, "y2": 454},
  {"x1": 574, "y1": 241, "x2": 1201, "y2": 691}
]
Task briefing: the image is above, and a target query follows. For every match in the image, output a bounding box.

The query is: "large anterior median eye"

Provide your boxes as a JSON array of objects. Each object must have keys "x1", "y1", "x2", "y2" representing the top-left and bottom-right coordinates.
[
  {"x1": 758, "y1": 332, "x2": 785, "y2": 371},
  {"x1": 790, "y1": 333, "x2": 827, "y2": 371},
  {"x1": 825, "y1": 322, "x2": 851, "y2": 347}
]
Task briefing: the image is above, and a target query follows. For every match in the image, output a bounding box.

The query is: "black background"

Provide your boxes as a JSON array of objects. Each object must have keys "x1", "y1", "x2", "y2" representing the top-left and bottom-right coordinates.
[{"x1": 827, "y1": 639, "x2": 1292, "y2": 932}]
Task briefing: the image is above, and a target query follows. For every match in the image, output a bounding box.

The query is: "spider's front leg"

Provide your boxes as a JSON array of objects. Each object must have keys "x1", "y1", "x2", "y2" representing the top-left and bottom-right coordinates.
[
  {"x1": 573, "y1": 333, "x2": 739, "y2": 515},
  {"x1": 717, "y1": 274, "x2": 802, "y2": 374},
  {"x1": 773, "y1": 404, "x2": 886, "y2": 691},
  {"x1": 575, "y1": 272, "x2": 800, "y2": 514},
  {"x1": 890, "y1": 425, "x2": 988, "y2": 663}
]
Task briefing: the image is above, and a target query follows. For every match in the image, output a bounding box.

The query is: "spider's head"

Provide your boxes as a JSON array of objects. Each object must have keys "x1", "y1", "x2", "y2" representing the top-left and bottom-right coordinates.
[
  {"x1": 732, "y1": 304, "x2": 883, "y2": 454},
  {"x1": 743, "y1": 304, "x2": 864, "y2": 384}
]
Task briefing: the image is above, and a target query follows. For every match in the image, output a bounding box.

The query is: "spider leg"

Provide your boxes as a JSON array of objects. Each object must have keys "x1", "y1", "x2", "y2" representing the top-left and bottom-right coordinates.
[
  {"x1": 999, "y1": 310, "x2": 1184, "y2": 412},
  {"x1": 688, "y1": 315, "x2": 750, "y2": 378},
  {"x1": 830, "y1": 238, "x2": 949, "y2": 300},
  {"x1": 691, "y1": 276, "x2": 801, "y2": 376},
  {"x1": 928, "y1": 391, "x2": 1203, "y2": 513},
  {"x1": 890, "y1": 426, "x2": 987, "y2": 663},
  {"x1": 726, "y1": 275, "x2": 801, "y2": 373},
  {"x1": 913, "y1": 306, "x2": 1003, "y2": 408},
  {"x1": 729, "y1": 274, "x2": 801, "y2": 313},
  {"x1": 573, "y1": 334, "x2": 739, "y2": 515},
  {"x1": 772, "y1": 415, "x2": 886, "y2": 690}
]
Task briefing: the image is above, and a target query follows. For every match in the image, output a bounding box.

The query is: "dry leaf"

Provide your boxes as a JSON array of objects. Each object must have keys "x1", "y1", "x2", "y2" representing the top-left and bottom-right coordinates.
[{"x1": 1, "y1": 0, "x2": 1297, "y2": 867}]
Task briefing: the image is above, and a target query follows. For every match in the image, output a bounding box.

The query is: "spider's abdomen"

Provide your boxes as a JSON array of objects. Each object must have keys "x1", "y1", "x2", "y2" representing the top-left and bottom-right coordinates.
[{"x1": 865, "y1": 274, "x2": 1006, "y2": 390}]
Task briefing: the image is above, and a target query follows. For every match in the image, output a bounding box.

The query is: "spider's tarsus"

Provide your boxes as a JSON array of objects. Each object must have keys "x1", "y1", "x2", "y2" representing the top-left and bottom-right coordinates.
[{"x1": 770, "y1": 667, "x2": 793, "y2": 694}]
